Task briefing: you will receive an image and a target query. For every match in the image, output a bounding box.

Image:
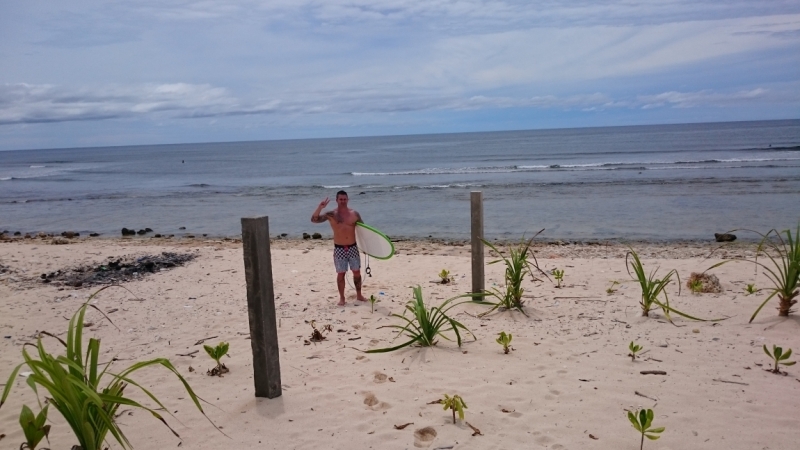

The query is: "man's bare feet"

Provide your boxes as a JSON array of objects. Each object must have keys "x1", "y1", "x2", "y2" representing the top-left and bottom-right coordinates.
[
  {"x1": 357, "y1": 295, "x2": 368, "y2": 302},
  {"x1": 337, "y1": 299, "x2": 346, "y2": 306}
]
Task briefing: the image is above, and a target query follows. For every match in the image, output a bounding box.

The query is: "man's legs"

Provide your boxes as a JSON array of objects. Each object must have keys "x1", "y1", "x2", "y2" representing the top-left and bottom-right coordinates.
[
  {"x1": 336, "y1": 272, "x2": 348, "y2": 306},
  {"x1": 352, "y1": 269, "x2": 367, "y2": 301}
]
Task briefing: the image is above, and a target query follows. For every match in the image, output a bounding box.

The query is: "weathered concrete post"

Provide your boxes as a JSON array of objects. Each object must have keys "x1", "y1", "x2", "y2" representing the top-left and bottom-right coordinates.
[
  {"x1": 241, "y1": 216, "x2": 282, "y2": 398},
  {"x1": 470, "y1": 191, "x2": 485, "y2": 296}
]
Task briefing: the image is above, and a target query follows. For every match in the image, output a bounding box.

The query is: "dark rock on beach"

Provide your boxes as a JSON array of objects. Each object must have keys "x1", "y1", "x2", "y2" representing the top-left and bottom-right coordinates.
[
  {"x1": 61, "y1": 231, "x2": 79, "y2": 238},
  {"x1": 40, "y1": 252, "x2": 196, "y2": 288},
  {"x1": 714, "y1": 233, "x2": 737, "y2": 242},
  {"x1": 312, "y1": 232, "x2": 322, "y2": 239},
  {"x1": 137, "y1": 229, "x2": 147, "y2": 235},
  {"x1": 89, "y1": 233, "x2": 100, "y2": 237},
  {"x1": 303, "y1": 233, "x2": 311, "y2": 239},
  {"x1": 121, "y1": 228, "x2": 136, "y2": 236}
]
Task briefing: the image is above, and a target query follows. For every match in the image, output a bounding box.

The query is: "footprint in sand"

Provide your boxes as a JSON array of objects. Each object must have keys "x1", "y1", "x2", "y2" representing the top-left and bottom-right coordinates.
[
  {"x1": 373, "y1": 372, "x2": 388, "y2": 383},
  {"x1": 413, "y1": 426, "x2": 437, "y2": 448},
  {"x1": 363, "y1": 392, "x2": 390, "y2": 410}
]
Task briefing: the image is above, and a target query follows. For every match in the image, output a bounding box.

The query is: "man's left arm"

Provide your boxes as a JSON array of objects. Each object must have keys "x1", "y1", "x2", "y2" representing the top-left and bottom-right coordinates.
[{"x1": 355, "y1": 211, "x2": 363, "y2": 224}]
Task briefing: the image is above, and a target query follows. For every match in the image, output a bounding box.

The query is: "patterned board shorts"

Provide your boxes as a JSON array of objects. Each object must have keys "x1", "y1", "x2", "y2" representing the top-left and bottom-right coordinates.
[{"x1": 333, "y1": 244, "x2": 361, "y2": 273}]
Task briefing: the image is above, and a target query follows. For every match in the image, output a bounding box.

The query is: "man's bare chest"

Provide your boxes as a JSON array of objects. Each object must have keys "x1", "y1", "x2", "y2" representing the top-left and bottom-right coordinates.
[{"x1": 332, "y1": 210, "x2": 357, "y2": 225}]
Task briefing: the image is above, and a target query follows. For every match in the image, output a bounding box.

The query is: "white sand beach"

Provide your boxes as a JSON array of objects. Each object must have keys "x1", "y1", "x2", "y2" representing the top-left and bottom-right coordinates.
[{"x1": 1, "y1": 236, "x2": 798, "y2": 449}]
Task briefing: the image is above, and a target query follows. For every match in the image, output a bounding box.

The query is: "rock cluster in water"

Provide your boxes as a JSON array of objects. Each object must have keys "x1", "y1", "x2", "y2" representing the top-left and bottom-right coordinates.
[{"x1": 121, "y1": 227, "x2": 154, "y2": 236}]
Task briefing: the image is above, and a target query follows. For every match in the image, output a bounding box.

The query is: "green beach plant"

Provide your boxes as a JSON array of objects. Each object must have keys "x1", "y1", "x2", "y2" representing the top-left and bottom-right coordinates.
[
  {"x1": 553, "y1": 268, "x2": 565, "y2": 288},
  {"x1": 440, "y1": 394, "x2": 467, "y2": 424},
  {"x1": 606, "y1": 280, "x2": 620, "y2": 295},
  {"x1": 203, "y1": 341, "x2": 230, "y2": 376},
  {"x1": 688, "y1": 279, "x2": 703, "y2": 293},
  {"x1": 19, "y1": 404, "x2": 50, "y2": 450},
  {"x1": 480, "y1": 231, "x2": 549, "y2": 316},
  {"x1": 0, "y1": 287, "x2": 216, "y2": 450},
  {"x1": 496, "y1": 332, "x2": 513, "y2": 354},
  {"x1": 369, "y1": 294, "x2": 379, "y2": 313},
  {"x1": 626, "y1": 248, "x2": 713, "y2": 323},
  {"x1": 763, "y1": 345, "x2": 795, "y2": 374},
  {"x1": 628, "y1": 341, "x2": 643, "y2": 361},
  {"x1": 438, "y1": 269, "x2": 451, "y2": 284},
  {"x1": 745, "y1": 283, "x2": 758, "y2": 295},
  {"x1": 365, "y1": 286, "x2": 476, "y2": 353},
  {"x1": 628, "y1": 408, "x2": 665, "y2": 450},
  {"x1": 708, "y1": 223, "x2": 800, "y2": 322}
]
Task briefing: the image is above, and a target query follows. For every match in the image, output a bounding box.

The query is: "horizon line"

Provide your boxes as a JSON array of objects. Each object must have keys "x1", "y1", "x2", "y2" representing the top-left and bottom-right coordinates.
[{"x1": 2, "y1": 117, "x2": 798, "y2": 153}]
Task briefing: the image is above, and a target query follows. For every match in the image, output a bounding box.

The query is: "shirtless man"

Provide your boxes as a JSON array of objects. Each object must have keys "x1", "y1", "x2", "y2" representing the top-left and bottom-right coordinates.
[{"x1": 311, "y1": 190, "x2": 367, "y2": 306}]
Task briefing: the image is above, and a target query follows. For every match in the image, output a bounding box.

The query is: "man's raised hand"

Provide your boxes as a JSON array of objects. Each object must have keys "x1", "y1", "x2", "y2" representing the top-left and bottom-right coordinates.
[{"x1": 319, "y1": 197, "x2": 330, "y2": 208}]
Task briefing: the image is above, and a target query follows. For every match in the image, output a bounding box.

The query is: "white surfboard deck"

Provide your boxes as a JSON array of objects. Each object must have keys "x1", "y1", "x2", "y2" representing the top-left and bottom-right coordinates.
[{"x1": 355, "y1": 223, "x2": 395, "y2": 260}]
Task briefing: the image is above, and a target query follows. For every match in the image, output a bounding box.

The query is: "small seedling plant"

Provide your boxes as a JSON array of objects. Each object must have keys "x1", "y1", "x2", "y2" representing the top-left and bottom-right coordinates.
[
  {"x1": 628, "y1": 408, "x2": 665, "y2": 450},
  {"x1": 204, "y1": 341, "x2": 230, "y2": 376},
  {"x1": 628, "y1": 341, "x2": 643, "y2": 361},
  {"x1": 745, "y1": 283, "x2": 758, "y2": 295},
  {"x1": 480, "y1": 232, "x2": 549, "y2": 316},
  {"x1": 626, "y1": 248, "x2": 718, "y2": 323},
  {"x1": 366, "y1": 286, "x2": 477, "y2": 353},
  {"x1": 19, "y1": 404, "x2": 50, "y2": 450},
  {"x1": 607, "y1": 280, "x2": 620, "y2": 295},
  {"x1": 496, "y1": 331, "x2": 513, "y2": 354},
  {"x1": 439, "y1": 269, "x2": 451, "y2": 284},
  {"x1": 688, "y1": 279, "x2": 703, "y2": 293},
  {"x1": 369, "y1": 294, "x2": 379, "y2": 313},
  {"x1": 553, "y1": 268, "x2": 564, "y2": 288},
  {"x1": 441, "y1": 394, "x2": 467, "y2": 424},
  {"x1": 763, "y1": 345, "x2": 795, "y2": 374}
]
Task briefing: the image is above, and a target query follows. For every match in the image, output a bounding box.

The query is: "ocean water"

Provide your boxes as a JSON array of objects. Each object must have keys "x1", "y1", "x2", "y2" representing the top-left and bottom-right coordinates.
[{"x1": 1, "y1": 120, "x2": 799, "y2": 241}]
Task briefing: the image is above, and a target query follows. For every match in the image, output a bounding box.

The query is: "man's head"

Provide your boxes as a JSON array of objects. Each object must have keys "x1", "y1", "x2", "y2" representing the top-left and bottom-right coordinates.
[{"x1": 336, "y1": 190, "x2": 348, "y2": 207}]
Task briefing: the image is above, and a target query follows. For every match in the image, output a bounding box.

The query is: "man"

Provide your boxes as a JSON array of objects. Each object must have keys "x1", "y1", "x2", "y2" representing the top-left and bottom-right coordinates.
[{"x1": 311, "y1": 190, "x2": 367, "y2": 306}]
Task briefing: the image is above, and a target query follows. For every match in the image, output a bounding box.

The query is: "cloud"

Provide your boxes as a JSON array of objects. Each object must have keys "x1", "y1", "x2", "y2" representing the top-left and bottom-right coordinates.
[
  {"x1": 0, "y1": 83, "x2": 251, "y2": 124},
  {"x1": 2, "y1": 82, "x2": 794, "y2": 126},
  {"x1": 34, "y1": 9, "x2": 143, "y2": 48},
  {"x1": 636, "y1": 88, "x2": 773, "y2": 109},
  {"x1": 127, "y1": 1, "x2": 800, "y2": 29}
]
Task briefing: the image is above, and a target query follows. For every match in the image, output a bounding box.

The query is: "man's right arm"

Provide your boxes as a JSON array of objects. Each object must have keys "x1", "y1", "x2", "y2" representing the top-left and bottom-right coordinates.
[
  {"x1": 311, "y1": 197, "x2": 330, "y2": 223},
  {"x1": 311, "y1": 210, "x2": 331, "y2": 223}
]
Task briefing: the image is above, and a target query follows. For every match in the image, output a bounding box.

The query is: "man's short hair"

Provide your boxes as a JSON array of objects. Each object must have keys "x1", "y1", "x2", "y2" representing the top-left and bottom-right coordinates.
[{"x1": 336, "y1": 190, "x2": 348, "y2": 198}]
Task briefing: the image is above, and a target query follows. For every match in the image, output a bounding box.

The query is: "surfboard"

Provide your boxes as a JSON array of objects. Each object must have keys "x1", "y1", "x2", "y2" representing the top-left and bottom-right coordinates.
[{"x1": 355, "y1": 223, "x2": 395, "y2": 260}]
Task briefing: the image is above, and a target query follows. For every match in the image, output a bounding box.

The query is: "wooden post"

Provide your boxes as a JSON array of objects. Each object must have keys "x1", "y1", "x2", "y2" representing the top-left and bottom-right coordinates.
[
  {"x1": 241, "y1": 216, "x2": 282, "y2": 398},
  {"x1": 471, "y1": 191, "x2": 485, "y2": 296}
]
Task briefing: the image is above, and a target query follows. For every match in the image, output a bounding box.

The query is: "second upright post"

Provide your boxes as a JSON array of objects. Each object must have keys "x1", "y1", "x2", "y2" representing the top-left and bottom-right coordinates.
[{"x1": 470, "y1": 191, "x2": 485, "y2": 296}]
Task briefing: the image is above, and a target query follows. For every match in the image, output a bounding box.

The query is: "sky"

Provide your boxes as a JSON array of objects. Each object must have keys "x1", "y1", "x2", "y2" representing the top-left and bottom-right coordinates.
[{"x1": 1, "y1": 0, "x2": 799, "y2": 150}]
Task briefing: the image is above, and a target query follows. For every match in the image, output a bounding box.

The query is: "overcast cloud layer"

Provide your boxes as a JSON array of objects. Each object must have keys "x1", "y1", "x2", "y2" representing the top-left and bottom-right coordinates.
[{"x1": 1, "y1": 1, "x2": 799, "y2": 150}]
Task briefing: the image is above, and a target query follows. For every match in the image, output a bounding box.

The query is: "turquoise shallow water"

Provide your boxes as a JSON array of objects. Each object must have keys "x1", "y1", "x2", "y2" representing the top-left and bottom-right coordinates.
[{"x1": 1, "y1": 120, "x2": 799, "y2": 241}]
